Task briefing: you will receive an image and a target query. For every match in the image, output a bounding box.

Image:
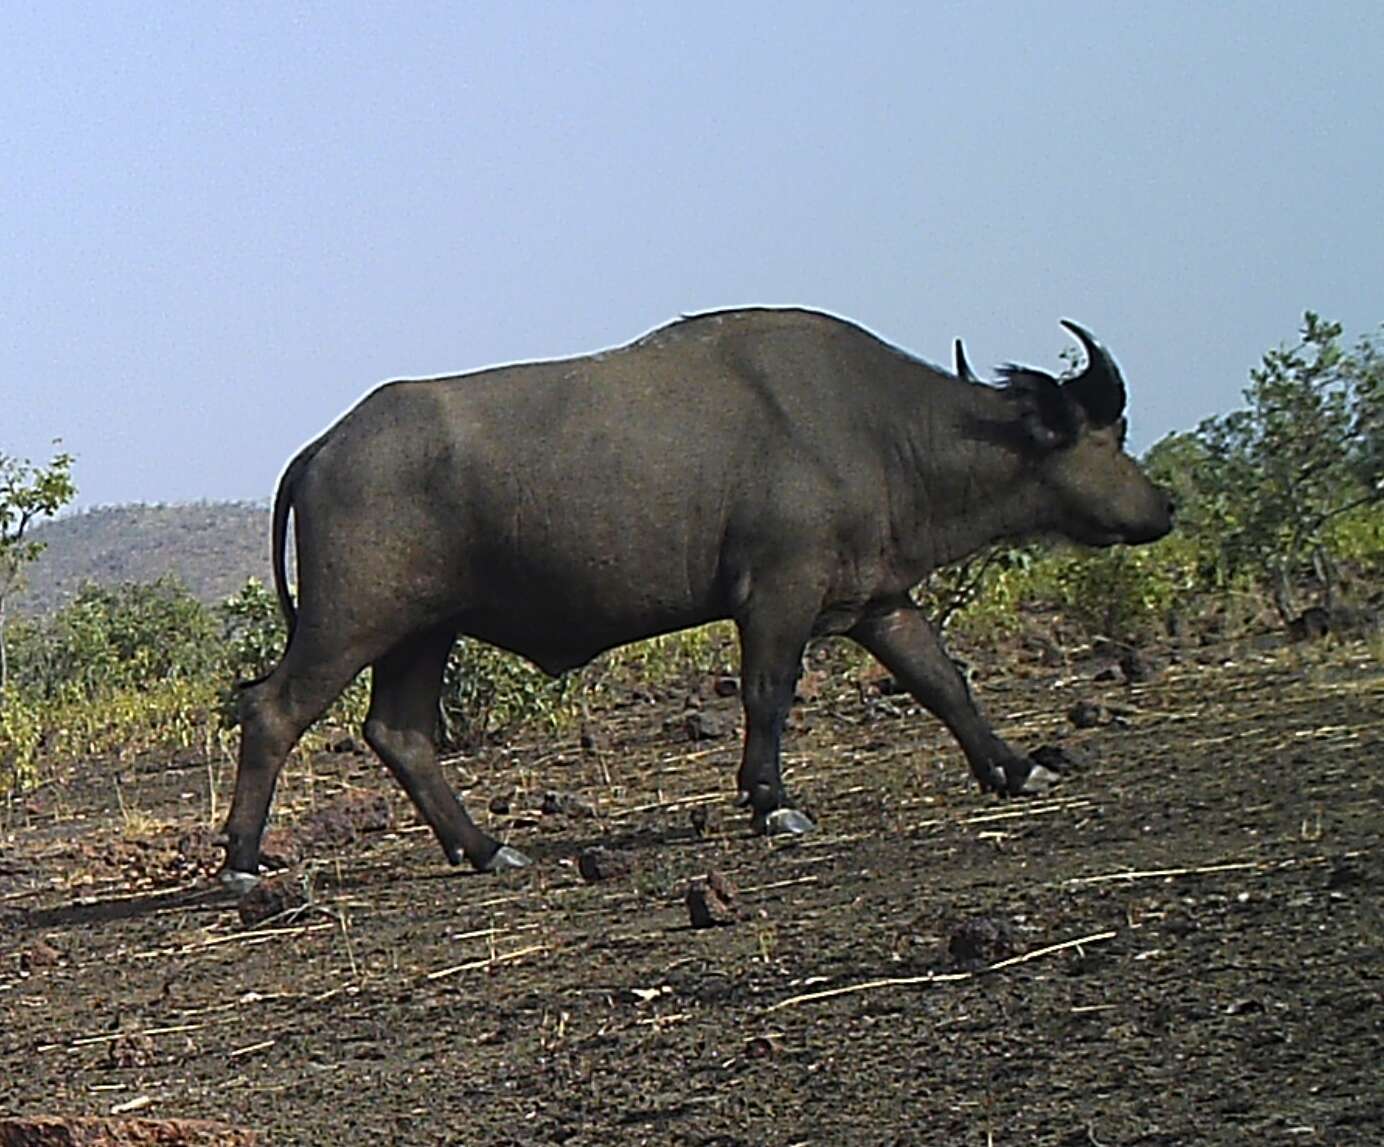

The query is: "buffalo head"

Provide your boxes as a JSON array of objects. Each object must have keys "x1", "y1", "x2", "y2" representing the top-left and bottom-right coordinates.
[{"x1": 962, "y1": 322, "x2": 1174, "y2": 548}]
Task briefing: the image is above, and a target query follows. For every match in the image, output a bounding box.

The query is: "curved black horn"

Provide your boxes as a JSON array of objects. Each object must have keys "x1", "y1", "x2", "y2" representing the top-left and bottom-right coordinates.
[
  {"x1": 1059, "y1": 319, "x2": 1126, "y2": 427},
  {"x1": 953, "y1": 338, "x2": 981, "y2": 383}
]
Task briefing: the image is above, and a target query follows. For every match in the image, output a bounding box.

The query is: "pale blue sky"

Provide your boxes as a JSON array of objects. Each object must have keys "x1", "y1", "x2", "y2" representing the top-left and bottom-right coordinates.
[{"x1": 5, "y1": 2, "x2": 1382, "y2": 508}]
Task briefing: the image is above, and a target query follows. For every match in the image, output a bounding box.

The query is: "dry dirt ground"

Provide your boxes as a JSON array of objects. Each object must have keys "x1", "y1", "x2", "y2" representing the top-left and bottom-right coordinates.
[{"x1": 2, "y1": 639, "x2": 1381, "y2": 1145}]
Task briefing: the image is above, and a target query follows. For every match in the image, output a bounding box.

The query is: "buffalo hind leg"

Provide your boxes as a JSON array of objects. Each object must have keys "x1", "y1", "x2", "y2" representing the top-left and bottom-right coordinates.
[
  {"x1": 365, "y1": 628, "x2": 528, "y2": 873},
  {"x1": 734, "y1": 603, "x2": 817, "y2": 835},
  {"x1": 221, "y1": 649, "x2": 364, "y2": 891},
  {"x1": 850, "y1": 601, "x2": 1060, "y2": 796}
]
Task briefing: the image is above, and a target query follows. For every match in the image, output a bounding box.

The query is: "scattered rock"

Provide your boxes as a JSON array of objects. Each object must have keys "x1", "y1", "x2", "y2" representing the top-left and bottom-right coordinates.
[
  {"x1": 1119, "y1": 648, "x2": 1162, "y2": 684},
  {"x1": 298, "y1": 791, "x2": 394, "y2": 848},
  {"x1": 577, "y1": 847, "x2": 634, "y2": 883},
  {"x1": 237, "y1": 872, "x2": 309, "y2": 927},
  {"x1": 540, "y1": 790, "x2": 597, "y2": 818},
  {"x1": 1067, "y1": 700, "x2": 1109, "y2": 729},
  {"x1": 0, "y1": 1117, "x2": 259, "y2": 1146},
  {"x1": 257, "y1": 828, "x2": 303, "y2": 871},
  {"x1": 488, "y1": 793, "x2": 512, "y2": 816},
  {"x1": 689, "y1": 804, "x2": 720, "y2": 839},
  {"x1": 947, "y1": 916, "x2": 1016, "y2": 969},
  {"x1": 687, "y1": 869, "x2": 741, "y2": 928},
  {"x1": 1327, "y1": 862, "x2": 1363, "y2": 890},
  {"x1": 669, "y1": 711, "x2": 732, "y2": 742},
  {"x1": 20, "y1": 939, "x2": 63, "y2": 971},
  {"x1": 1287, "y1": 606, "x2": 1332, "y2": 643},
  {"x1": 794, "y1": 669, "x2": 826, "y2": 704},
  {"x1": 104, "y1": 1031, "x2": 156, "y2": 1070}
]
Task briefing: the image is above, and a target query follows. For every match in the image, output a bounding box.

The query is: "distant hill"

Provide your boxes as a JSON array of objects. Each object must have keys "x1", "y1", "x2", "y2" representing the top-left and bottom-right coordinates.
[{"x1": 14, "y1": 502, "x2": 273, "y2": 616}]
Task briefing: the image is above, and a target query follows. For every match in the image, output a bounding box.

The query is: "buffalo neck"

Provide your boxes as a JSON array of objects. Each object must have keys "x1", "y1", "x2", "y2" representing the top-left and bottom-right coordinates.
[{"x1": 887, "y1": 373, "x2": 1053, "y2": 576}]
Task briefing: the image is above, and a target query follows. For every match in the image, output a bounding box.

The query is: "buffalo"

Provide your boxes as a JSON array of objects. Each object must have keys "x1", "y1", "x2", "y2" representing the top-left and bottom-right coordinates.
[{"x1": 220, "y1": 308, "x2": 1172, "y2": 889}]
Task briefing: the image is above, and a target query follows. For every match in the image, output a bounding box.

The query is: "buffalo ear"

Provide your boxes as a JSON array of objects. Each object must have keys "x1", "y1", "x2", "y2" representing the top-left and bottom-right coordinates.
[
  {"x1": 999, "y1": 366, "x2": 1080, "y2": 452},
  {"x1": 1060, "y1": 320, "x2": 1127, "y2": 428}
]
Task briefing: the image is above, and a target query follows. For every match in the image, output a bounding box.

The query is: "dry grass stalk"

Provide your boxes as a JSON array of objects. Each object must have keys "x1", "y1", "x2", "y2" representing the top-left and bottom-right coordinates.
[
  {"x1": 765, "y1": 929, "x2": 1118, "y2": 1012},
  {"x1": 1065, "y1": 861, "x2": 1261, "y2": 887},
  {"x1": 424, "y1": 942, "x2": 549, "y2": 982}
]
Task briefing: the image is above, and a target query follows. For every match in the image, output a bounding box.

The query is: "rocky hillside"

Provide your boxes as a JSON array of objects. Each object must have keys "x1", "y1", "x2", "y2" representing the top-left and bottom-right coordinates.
[{"x1": 15, "y1": 502, "x2": 272, "y2": 615}]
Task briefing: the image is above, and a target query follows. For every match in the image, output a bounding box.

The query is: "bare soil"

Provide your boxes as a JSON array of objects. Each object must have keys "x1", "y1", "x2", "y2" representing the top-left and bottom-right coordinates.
[{"x1": 2, "y1": 640, "x2": 1381, "y2": 1145}]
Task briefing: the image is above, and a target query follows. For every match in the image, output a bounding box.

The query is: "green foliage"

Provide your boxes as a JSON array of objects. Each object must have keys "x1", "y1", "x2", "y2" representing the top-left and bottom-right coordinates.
[
  {"x1": 1162, "y1": 313, "x2": 1383, "y2": 616},
  {"x1": 439, "y1": 639, "x2": 576, "y2": 749},
  {"x1": 0, "y1": 445, "x2": 77, "y2": 694},
  {"x1": 220, "y1": 578, "x2": 285, "y2": 686}
]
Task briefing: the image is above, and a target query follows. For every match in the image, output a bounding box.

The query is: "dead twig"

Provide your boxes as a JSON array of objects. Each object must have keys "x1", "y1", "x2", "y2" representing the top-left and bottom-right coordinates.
[
  {"x1": 424, "y1": 942, "x2": 549, "y2": 982},
  {"x1": 1065, "y1": 862, "x2": 1261, "y2": 887},
  {"x1": 765, "y1": 930, "x2": 1118, "y2": 1012}
]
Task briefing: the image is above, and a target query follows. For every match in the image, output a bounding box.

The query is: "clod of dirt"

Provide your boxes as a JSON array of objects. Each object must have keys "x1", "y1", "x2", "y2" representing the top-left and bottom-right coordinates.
[
  {"x1": 257, "y1": 828, "x2": 302, "y2": 871},
  {"x1": 794, "y1": 669, "x2": 826, "y2": 704},
  {"x1": 687, "y1": 869, "x2": 741, "y2": 928},
  {"x1": 947, "y1": 916, "x2": 1016, "y2": 969},
  {"x1": 670, "y1": 711, "x2": 732, "y2": 742},
  {"x1": 689, "y1": 804, "x2": 720, "y2": 839},
  {"x1": 488, "y1": 793, "x2": 512, "y2": 815},
  {"x1": 579, "y1": 725, "x2": 606, "y2": 753},
  {"x1": 540, "y1": 790, "x2": 597, "y2": 818},
  {"x1": 104, "y1": 1031, "x2": 156, "y2": 1070},
  {"x1": 1287, "y1": 606, "x2": 1332, "y2": 642},
  {"x1": 0, "y1": 1116, "x2": 259, "y2": 1146},
  {"x1": 1327, "y1": 862, "x2": 1364, "y2": 890},
  {"x1": 1119, "y1": 648, "x2": 1163, "y2": 684},
  {"x1": 298, "y1": 791, "x2": 394, "y2": 848},
  {"x1": 237, "y1": 873, "x2": 309, "y2": 927},
  {"x1": 20, "y1": 939, "x2": 63, "y2": 971},
  {"x1": 1067, "y1": 699, "x2": 1109, "y2": 729},
  {"x1": 577, "y1": 847, "x2": 634, "y2": 883}
]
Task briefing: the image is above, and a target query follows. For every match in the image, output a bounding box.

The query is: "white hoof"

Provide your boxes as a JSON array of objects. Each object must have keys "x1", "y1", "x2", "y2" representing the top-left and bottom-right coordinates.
[
  {"x1": 220, "y1": 868, "x2": 261, "y2": 895},
  {"x1": 484, "y1": 845, "x2": 532, "y2": 872},
  {"x1": 763, "y1": 807, "x2": 816, "y2": 836}
]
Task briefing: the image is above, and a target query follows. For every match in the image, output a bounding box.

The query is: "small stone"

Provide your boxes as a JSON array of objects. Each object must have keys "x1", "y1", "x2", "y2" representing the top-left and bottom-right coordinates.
[
  {"x1": 540, "y1": 790, "x2": 597, "y2": 818},
  {"x1": 681, "y1": 711, "x2": 730, "y2": 741},
  {"x1": 947, "y1": 916, "x2": 1016, "y2": 969},
  {"x1": 1067, "y1": 699, "x2": 1108, "y2": 729},
  {"x1": 488, "y1": 793, "x2": 512, "y2": 815},
  {"x1": 237, "y1": 872, "x2": 309, "y2": 928},
  {"x1": 687, "y1": 869, "x2": 740, "y2": 928},
  {"x1": 689, "y1": 805, "x2": 720, "y2": 838},
  {"x1": 257, "y1": 828, "x2": 302, "y2": 871},
  {"x1": 299, "y1": 791, "x2": 394, "y2": 847},
  {"x1": 20, "y1": 939, "x2": 62, "y2": 970},
  {"x1": 577, "y1": 847, "x2": 634, "y2": 883},
  {"x1": 1119, "y1": 649, "x2": 1162, "y2": 683}
]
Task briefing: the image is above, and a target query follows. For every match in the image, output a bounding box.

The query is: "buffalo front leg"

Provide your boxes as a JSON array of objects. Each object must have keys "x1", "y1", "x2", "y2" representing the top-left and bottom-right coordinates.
[
  {"x1": 364, "y1": 629, "x2": 528, "y2": 873},
  {"x1": 734, "y1": 605, "x2": 817, "y2": 835},
  {"x1": 850, "y1": 602, "x2": 1059, "y2": 796}
]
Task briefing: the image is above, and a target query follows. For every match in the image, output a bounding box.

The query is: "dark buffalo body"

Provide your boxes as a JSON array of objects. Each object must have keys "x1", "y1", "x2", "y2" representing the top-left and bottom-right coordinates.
[{"x1": 222, "y1": 308, "x2": 1172, "y2": 885}]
